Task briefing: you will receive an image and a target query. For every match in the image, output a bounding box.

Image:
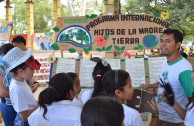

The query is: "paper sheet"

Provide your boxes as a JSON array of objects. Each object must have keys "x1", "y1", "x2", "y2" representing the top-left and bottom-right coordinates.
[
  {"x1": 125, "y1": 58, "x2": 146, "y2": 87},
  {"x1": 55, "y1": 58, "x2": 76, "y2": 73},
  {"x1": 148, "y1": 57, "x2": 166, "y2": 84},
  {"x1": 104, "y1": 59, "x2": 121, "y2": 70},
  {"x1": 79, "y1": 59, "x2": 96, "y2": 87}
]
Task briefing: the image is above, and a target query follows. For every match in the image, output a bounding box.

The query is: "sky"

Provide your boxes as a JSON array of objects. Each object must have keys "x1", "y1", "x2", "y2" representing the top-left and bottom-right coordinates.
[{"x1": 0, "y1": 2, "x2": 6, "y2": 19}]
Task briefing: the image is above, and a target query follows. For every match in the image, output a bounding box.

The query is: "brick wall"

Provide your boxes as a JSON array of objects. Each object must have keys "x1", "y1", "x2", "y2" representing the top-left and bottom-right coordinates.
[{"x1": 34, "y1": 58, "x2": 50, "y2": 83}]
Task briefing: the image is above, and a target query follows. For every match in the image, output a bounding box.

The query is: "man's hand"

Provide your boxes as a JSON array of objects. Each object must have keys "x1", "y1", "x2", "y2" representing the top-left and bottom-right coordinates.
[
  {"x1": 140, "y1": 84, "x2": 150, "y2": 90},
  {"x1": 147, "y1": 98, "x2": 158, "y2": 111},
  {"x1": 30, "y1": 83, "x2": 39, "y2": 93}
]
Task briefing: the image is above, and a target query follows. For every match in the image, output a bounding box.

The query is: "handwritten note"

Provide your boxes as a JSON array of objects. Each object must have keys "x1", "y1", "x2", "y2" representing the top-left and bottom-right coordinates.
[
  {"x1": 56, "y1": 58, "x2": 76, "y2": 73},
  {"x1": 79, "y1": 59, "x2": 96, "y2": 87},
  {"x1": 125, "y1": 58, "x2": 146, "y2": 87},
  {"x1": 148, "y1": 57, "x2": 166, "y2": 84},
  {"x1": 104, "y1": 59, "x2": 121, "y2": 70}
]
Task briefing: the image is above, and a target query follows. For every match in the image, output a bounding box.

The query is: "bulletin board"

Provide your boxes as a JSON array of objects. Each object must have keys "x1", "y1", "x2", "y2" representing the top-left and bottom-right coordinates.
[
  {"x1": 0, "y1": 22, "x2": 13, "y2": 46},
  {"x1": 52, "y1": 14, "x2": 170, "y2": 52},
  {"x1": 50, "y1": 57, "x2": 166, "y2": 88}
]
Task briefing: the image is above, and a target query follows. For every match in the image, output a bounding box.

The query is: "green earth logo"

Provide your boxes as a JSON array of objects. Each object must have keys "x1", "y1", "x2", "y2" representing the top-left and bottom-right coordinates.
[
  {"x1": 56, "y1": 25, "x2": 92, "y2": 47},
  {"x1": 143, "y1": 34, "x2": 158, "y2": 48}
]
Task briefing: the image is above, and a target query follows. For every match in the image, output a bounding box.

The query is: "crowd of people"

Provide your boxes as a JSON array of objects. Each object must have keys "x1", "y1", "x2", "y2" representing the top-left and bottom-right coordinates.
[{"x1": 0, "y1": 28, "x2": 193, "y2": 126}]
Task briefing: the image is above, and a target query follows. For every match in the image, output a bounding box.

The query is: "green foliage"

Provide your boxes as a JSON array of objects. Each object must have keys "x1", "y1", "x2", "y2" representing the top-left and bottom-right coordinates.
[
  {"x1": 138, "y1": 44, "x2": 144, "y2": 50},
  {"x1": 88, "y1": 46, "x2": 93, "y2": 51},
  {"x1": 51, "y1": 43, "x2": 59, "y2": 50},
  {"x1": 121, "y1": 46, "x2": 125, "y2": 50},
  {"x1": 121, "y1": 0, "x2": 194, "y2": 43},
  {"x1": 102, "y1": 46, "x2": 105, "y2": 51},
  {"x1": 83, "y1": 48, "x2": 88, "y2": 51},
  {"x1": 90, "y1": 14, "x2": 97, "y2": 19},
  {"x1": 76, "y1": 29, "x2": 89, "y2": 44},
  {"x1": 134, "y1": 47, "x2": 139, "y2": 50},
  {"x1": 61, "y1": 4, "x2": 71, "y2": 17},
  {"x1": 106, "y1": 45, "x2": 112, "y2": 51},
  {"x1": 104, "y1": 35, "x2": 109, "y2": 40},
  {"x1": 114, "y1": 45, "x2": 121, "y2": 51},
  {"x1": 11, "y1": 0, "x2": 53, "y2": 34},
  {"x1": 96, "y1": 48, "x2": 102, "y2": 52},
  {"x1": 52, "y1": 27, "x2": 60, "y2": 32},
  {"x1": 68, "y1": 48, "x2": 76, "y2": 53}
]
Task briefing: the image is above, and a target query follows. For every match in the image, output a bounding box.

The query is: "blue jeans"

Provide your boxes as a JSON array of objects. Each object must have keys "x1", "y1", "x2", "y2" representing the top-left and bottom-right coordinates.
[
  {"x1": 0, "y1": 98, "x2": 17, "y2": 126},
  {"x1": 14, "y1": 113, "x2": 29, "y2": 126}
]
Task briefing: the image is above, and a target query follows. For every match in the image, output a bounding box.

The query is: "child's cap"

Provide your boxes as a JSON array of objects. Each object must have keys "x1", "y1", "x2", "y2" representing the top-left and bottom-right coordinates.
[
  {"x1": 2, "y1": 47, "x2": 35, "y2": 74},
  {"x1": 24, "y1": 56, "x2": 41, "y2": 70}
]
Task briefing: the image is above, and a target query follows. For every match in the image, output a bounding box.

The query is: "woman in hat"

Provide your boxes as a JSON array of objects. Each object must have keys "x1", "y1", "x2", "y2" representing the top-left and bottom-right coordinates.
[{"x1": 3, "y1": 47, "x2": 41, "y2": 126}]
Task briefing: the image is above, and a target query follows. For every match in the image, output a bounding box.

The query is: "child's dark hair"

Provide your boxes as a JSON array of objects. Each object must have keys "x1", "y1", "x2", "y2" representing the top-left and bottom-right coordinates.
[
  {"x1": 66, "y1": 72, "x2": 78, "y2": 82},
  {"x1": 102, "y1": 70, "x2": 130, "y2": 96},
  {"x1": 163, "y1": 29, "x2": 183, "y2": 43},
  {"x1": 12, "y1": 36, "x2": 26, "y2": 45},
  {"x1": 0, "y1": 44, "x2": 14, "y2": 55},
  {"x1": 38, "y1": 73, "x2": 74, "y2": 119},
  {"x1": 81, "y1": 95, "x2": 124, "y2": 126},
  {"x1": 91, "y1": 61, "x2": 112, "y2": 98},
  {"x1": 10, "y1": 63, "x2": 27, "y2": 75}
]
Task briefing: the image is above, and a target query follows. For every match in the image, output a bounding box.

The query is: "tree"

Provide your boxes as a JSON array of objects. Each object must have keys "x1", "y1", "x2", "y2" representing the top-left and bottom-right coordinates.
[
  {"x1": 121, "y1": 0, "x2": 194, "y2": 43},
  {"x1": 76, "y1": 29, "x2": 89, "y2": 45},
  {"x1": 11, "y1": 0, "x2": 53, "y2": 34}
]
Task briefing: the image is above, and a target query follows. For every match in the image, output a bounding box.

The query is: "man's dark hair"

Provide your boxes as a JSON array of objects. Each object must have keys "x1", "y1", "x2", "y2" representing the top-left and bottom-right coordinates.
[
  {"x1": 12, "y1": 36, "x2": 26, "y2": 45},
  {"x1": 163, "y1": 29, "x2": 183, "y2": 43}
]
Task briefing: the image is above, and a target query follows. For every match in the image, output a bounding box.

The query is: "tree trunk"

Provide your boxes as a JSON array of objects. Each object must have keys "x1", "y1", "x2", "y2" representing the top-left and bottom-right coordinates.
[{"x1": 114, "y1": 0, "x2": 120, "y2": 14}]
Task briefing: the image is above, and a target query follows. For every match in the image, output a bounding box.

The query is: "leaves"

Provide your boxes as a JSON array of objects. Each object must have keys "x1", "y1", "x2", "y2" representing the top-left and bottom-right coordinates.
[
  {"x1": 51, "y1": 43, "x2": 59, "y2": 50},
  {"x1": 121, "y1": 46, "x2": 125, "y2": 51},
  {"x1": 104, "y1": 35, "x2": 109, "y2": 40},
  {"x1": 88, "y1": 46, "x2": 92, "y2": 51},
  {"x1": 153, "y1": 13, "x2": 161, "y2": 17},
  {"x1": 106, "y1": 45, "x2": 112, "y2": 51},
  {"x1": 134, "y1": 47, "x2": 139, "y2": 50},
  {"x1": 96, "y1": 48, "x2": 102, "y2": 52},
  {"x1": 85, "y1": 15, "x2": 90, "y2": 18},
  {"x1": 68, "y1": 48, "x2": 76, "y2": 53},
  {"x1": 102, "y1": 47, "x2": 105, "y2": 51},
  {"x1": 138, "y1": 44, "x2": 144, "y2": 50},
  {"x1": 114, "y1": 45, "x2": 121, "y2": 51},
  {"x1": 90, "y1": 14, "x2": 97, "y2": 19},
  {"x1": 85, "y1": 14, "x2": 97, "y2": 19},
  {"x1": 166, "y1": 18, "x2": 171, "y2": 21},
  {"x1": 52, "y1": 27, "x2": 60, "y2": 32},
  {"x1": 83, "y1": 48, "x2": 88, "y2": 51}
]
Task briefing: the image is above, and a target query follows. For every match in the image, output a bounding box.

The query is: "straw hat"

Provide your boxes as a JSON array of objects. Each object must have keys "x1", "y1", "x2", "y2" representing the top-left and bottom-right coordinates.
[{"x1": 2, "y1": 47, "x2": 34, "y2": 75}]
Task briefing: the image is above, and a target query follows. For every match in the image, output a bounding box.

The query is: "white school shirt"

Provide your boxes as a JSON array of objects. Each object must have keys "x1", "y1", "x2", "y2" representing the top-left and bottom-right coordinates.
[
  {"x1": 28, "y1": 100, "x2": 82, "y2": 126},
  {"x1": 185, "y1": 103, "x2": 194, "y2": 126},
  {"x1": 122, "y1": 104, "x2": 144, "y2": 126},
  {"x1": 9, "y1": 78, "x2": 37, "y2": 112},
  {"x1": 72, "y1": 97, "x2": 83, "y2": 107},
  {"x1": 81, "y1": 88, "x2": 94, "y2": 105},
  {"x1": 157, "y1": 57, "x2": 193, "y2": 123}
]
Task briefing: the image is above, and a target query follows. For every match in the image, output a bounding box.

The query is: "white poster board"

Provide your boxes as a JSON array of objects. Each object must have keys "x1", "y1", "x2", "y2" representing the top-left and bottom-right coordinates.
[
  {"x1": 125, "y1": 58, "x2": 146, "y2": 87},
  {"x1": 104, "y1": 59, "x2": 121, "y2": 70},
  {"x1": 79, "y1": 59, "x2": 96, "y2": 87},
  {"x1": 148, "y1": 57, "x2": 166, "y2": 84},
  {"x1": 55, "y1": 58, "x2": 76, "y2": 73}
]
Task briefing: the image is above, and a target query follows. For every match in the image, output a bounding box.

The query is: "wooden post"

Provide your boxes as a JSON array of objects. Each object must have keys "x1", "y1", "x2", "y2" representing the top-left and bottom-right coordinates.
[
  {"x1": 53, "y1": 0, "x2": 61, "y2": 27},
  {"x1": 5, "y1": 0, "x2": 12, "y2": 22},
  {"x1": 25, "y1": 1, "x2": 34, "y2": 50}
]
